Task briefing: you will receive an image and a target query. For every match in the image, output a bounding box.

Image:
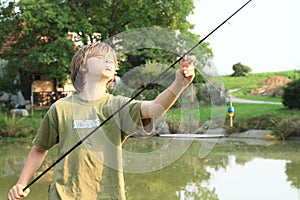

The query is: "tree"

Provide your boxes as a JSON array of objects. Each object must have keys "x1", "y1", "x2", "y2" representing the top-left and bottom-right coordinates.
[
  {"x1": 231, "y1": 62, "x2": 252, "y2": 76},
  {"x1": 0, "y1": 0, "x2": 212, "y2": 99},
  {"x1": 0, "y1": 0, "x2": 76, "y2": 98},
  {"x1": 282, "y1": 79, "x2": 300, "y2": 110}
]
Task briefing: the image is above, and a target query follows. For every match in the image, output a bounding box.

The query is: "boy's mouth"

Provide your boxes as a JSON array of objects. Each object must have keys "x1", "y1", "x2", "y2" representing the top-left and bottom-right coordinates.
[{"x1": 105, "y1": 66, "x2": 113, "y2": 71}]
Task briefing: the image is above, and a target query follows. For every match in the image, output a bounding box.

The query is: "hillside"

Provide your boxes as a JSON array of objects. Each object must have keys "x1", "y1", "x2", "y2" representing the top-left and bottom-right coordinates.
[
  {"x1": 249, "y1": 76, "x2": 291, "y2": 97},
  {"x1": 221, "y1": 70, "x2": 295, "y2": 90},
  {"x1": 220, "y1": 70, "x2": 296, "y2": 102}
]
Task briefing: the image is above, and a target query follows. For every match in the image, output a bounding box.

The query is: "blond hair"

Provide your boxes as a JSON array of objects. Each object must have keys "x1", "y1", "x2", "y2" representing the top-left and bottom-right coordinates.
[{"x1": 70, "y1": 42, "x2": 118, "y2": 93}]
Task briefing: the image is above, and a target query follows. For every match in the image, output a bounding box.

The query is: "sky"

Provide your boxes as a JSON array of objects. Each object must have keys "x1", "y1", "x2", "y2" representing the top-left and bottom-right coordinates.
[{"x1": 188, "y1": 0, "x2": 300, "y2": 75}]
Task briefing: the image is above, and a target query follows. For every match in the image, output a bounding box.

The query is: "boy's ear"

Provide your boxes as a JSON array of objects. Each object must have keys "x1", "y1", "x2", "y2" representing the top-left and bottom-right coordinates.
[{"x1": 79, "y1": 65, "x2": 87, "y2": 72}]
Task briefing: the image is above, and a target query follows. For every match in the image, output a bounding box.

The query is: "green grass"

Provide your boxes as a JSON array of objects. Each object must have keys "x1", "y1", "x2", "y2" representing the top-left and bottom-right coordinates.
[
  {"x1": 167, "y1": 103, "x2": 297, "y2": 122},
  {"x1": 231, "y1": 103, "x2": 289, "y2": 118}
]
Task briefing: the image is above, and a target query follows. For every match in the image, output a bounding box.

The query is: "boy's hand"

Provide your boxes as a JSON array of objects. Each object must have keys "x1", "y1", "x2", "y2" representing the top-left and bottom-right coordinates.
[
  {"x1": 176, "y1": 50, "x2": 196, "y2": 88},
  {"x1": 8, "y1": 184, "x2": 30, "y2": 200}
]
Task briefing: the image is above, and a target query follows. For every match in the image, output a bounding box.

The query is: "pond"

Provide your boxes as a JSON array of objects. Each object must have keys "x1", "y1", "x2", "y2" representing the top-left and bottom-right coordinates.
[{"x1": 1, "y1": 137, "x2": 300, "y2": 200}]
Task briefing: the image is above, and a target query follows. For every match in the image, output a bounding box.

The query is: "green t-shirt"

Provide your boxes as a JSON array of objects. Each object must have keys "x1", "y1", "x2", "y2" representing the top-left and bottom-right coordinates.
[{"x1": 33, "y1": 93, "x2": 151, "y2": 200}]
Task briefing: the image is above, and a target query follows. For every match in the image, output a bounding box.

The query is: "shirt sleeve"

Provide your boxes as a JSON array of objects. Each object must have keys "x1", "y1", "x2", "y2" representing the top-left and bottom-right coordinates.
[
  {"x1": 32, "y1": 105, "x2": 59, "y2": 150},
  {"x1": 114, "y1": 96, "x2": 153, "y2": 135}
]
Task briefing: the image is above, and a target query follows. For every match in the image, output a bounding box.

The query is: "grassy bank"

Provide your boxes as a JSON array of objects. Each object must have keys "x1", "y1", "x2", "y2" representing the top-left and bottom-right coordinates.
[
  {"x1": 223, "y1": 103, "x2": 300, "y2": 139},
  {"x1": 166, "y1": 103, "x2": 300, "y2": 139}
]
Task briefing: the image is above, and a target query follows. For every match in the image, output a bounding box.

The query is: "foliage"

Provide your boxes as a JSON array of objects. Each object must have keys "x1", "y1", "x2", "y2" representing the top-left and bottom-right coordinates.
[
  {"x1": 227, "y1": 114, "x2": 300, "y2": 139},
  {"x1": 112, "y1": 59, "x2": 209, "y2": 104},
  {"x1": 0, "y1": 61, "x2": 20, "y2": 94},
  {"x1": 110, "y1": 26, "x2": 211, "y2": 81},
  {"x1": 0, "y1": 0, "x2": 212, "y2": 98},
  {"x1": 0, "y1": 114, "x2": 41, "y2": 138},
  {"x1": 0, "y1": 108, "x2": 45, "y2": 138},
  {"x1": 282, "y1": 78, "x2": 300, "y2": 110},
  {"x1": 231, "y1": 62, "x2": 252, "y2": 77}
]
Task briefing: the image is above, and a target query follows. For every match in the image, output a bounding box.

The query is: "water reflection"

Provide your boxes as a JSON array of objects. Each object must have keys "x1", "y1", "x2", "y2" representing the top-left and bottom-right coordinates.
[
  {"x1": 206, "y1": 157, "x2": 297, "y2": 200},
  {"x1": 1, "y1": 138, "x2": 300, "y2": 200}
]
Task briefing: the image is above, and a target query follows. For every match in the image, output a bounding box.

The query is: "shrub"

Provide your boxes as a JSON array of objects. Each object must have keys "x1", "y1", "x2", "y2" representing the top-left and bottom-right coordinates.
[
  {"x1": 0, "y1": 111, "x2": 43, "y2": 138},
  {"x1": 231, "y1": 62, "x2": 252, "y2": 77},
  {"x1": 226, "y1": 114, "x2": 300, "y2": 139},
  {"x1": 282, "y1": 79, "x2": 300, "y2": 110}
]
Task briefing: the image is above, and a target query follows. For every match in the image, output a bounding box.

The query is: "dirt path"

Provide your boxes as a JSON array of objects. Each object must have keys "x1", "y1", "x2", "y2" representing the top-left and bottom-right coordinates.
[{"x1": 228, "y1": 89, "x2": 282, "y2": 105}]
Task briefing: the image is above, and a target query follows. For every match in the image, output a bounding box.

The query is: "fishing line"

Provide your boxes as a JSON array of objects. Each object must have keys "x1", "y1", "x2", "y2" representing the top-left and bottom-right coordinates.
[{"x1": 23, "y1": 0, "x2": 252, "y2": 191}]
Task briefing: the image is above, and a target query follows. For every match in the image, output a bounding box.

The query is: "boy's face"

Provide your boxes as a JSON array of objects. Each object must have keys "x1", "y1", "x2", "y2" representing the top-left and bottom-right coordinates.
[{"x1": 86, "y1": 53, "x2": 116, "y2": 80}]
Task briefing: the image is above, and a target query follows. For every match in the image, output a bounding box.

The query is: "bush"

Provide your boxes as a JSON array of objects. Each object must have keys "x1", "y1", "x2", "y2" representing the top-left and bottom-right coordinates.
[
  {"x1": 0, "y1": 109, "x2": 45, "y2": 138},
  {"x1": 231, "y1": 62, "x2": 252, "y2": 77},
  {"x1": 282, "y1": 79, "x2": 300, "y2": 110},
  {"x1": 227, "y1": 114, "x2": 300, "y2": 139}
]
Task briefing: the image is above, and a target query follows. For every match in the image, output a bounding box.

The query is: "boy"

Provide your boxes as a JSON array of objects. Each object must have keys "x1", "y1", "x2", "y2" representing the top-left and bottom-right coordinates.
[{"x1": 8, "y1": 42, "x2": 195, "y2": 200}]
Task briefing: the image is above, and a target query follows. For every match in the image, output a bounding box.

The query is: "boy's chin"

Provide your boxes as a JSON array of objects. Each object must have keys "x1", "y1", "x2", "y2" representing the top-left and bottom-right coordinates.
[{"x1": 98, "y1": 74, "x2": 114, "y2": 81}]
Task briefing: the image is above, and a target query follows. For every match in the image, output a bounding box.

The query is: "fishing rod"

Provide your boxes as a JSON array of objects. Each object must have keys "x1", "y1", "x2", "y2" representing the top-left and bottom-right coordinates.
[{"x1": 23, "y1": 0, "x2": 252, "y2": 191}]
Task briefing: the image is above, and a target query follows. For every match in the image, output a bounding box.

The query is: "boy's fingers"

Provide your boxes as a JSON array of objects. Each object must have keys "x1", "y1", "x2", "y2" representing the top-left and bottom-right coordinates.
[
  {"x1": 183, "y1": 64, "x2": 195, "y2": 76},
  {"x1": 181, "y1": 52, "x2": 196, "y2": 66},
  {"x1": 188, "y1": 55, "x2": 196, "y2": 64},
  {"x1": 181, "y1": 50, "x2": 187, "y2": 62},
  {"x1": 8, "y1": 184, "x2": 29, "y2": 200},
  {"x1": 180, "y1": 50, "x2": 196, "y2": 79},
  {"x1": 17, "y1": 186, "x2": 24, "y2": 195},
  {"x1": 23, "y1": 188, "x2": 30, "y2": 197},
  {"x1": 10, "y1": 190, "x2": 21, "y2": 199}
]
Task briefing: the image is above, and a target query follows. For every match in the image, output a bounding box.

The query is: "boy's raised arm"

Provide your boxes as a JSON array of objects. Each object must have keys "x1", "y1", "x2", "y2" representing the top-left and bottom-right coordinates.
[{"x1": 141, "y1": 51, "x2": 196, "y2": 119}]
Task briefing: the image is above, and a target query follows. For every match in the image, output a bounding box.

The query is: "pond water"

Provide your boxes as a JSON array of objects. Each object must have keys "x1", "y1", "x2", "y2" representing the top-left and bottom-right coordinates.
[{"x1": 1, "y1": 137, "x2": 300, "y2": 200}]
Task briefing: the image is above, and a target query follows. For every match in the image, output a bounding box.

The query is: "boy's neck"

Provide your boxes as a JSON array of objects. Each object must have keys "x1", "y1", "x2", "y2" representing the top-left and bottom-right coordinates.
[{"x1": 78, "y1": 82, "x2": 108, "y2": 101}]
